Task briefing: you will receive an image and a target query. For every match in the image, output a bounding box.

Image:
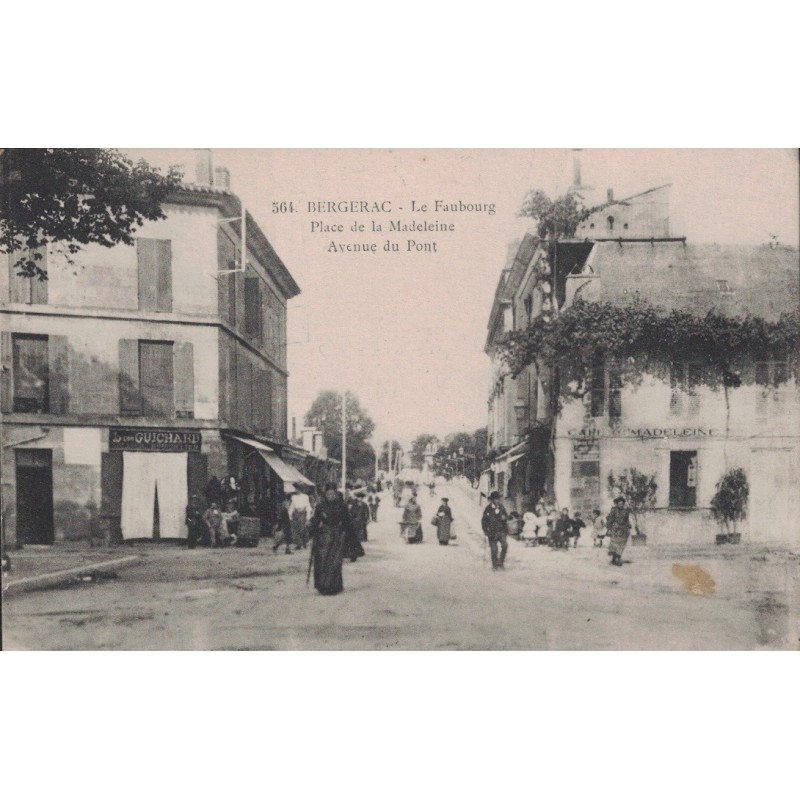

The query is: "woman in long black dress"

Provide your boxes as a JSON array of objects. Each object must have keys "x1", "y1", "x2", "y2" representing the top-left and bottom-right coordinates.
[{"x1": 309, "y1": 483, "x2": 354, "y2": 595}]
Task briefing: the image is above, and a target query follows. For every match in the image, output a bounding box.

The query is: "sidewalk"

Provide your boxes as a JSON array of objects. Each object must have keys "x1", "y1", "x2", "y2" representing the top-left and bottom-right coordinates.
[{"x1": 2, "y1": 543, "x2": 141, "y2": 597}]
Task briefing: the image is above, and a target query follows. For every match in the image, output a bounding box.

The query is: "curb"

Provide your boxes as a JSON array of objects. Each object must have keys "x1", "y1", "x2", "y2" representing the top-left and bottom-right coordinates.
[{"x1": 2, "y1": 556, "x2": 141, "y2": 598}]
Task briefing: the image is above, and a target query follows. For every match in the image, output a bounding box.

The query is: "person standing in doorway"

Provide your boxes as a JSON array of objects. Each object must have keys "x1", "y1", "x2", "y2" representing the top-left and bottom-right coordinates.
[
  {"x1": 606, "y1": 496, "x2": 632, "y2": 566},
  {"x1": 481, "y1": 491, "x2": 509, "y2": 570},
  {"x1": 273, "y1": 495, "x2": 294, "y2": 554}
]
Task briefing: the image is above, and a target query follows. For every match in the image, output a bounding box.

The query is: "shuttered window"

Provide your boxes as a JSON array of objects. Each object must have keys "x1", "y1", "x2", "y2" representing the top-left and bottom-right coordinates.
[
  {"x1": 139, "y1": 341, "x2": 174, "y2": 417},
  {"x1": 173, "y1": 342, "x2": 195, "y2": 418},
  {"x1": 9, "y1": 247, "x2": 48, "y2": 304},
  {"x1": 137, "y1": 239, "x2": 172, "y2": 312},
  {"x1": 12, "y1": 334, "x2": 49, "y2": 412},
  {"x1": 244, "y1": 275, "x2": 262, "y2": 342}
]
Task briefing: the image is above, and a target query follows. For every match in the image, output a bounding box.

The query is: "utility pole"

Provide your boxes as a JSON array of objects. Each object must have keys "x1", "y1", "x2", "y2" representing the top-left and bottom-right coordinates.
[{"x1": 341, "y1": 391, "x2": 347, "y2": 494}]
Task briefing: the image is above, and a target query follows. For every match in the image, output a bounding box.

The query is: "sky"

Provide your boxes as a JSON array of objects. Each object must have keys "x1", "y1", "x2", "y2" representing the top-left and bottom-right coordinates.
[{"x1": 128, "y1": 149, "x2": 799, "y2": 449}]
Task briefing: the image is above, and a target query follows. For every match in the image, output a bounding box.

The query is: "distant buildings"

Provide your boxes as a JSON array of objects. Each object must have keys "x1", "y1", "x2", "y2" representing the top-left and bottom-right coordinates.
[
  {"x1": 1, "y1": 151, "x2": 334, "y2": 547},
  {"x1": 485, "y1": 177, "x2": 799, "y2": 545}
]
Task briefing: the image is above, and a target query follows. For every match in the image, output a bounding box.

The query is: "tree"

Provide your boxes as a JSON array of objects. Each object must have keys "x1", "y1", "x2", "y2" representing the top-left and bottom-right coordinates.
[
  {"x1": 304, "y1": 391, "x2": 376, "y2": 481},
  {"x1": 379, "y1": 440, "x2": 402, "y2": 472},
  {"x1": 410, "y1": 434, "x2": 438, "y2": 469},
  {"x1": 710, "y1": 468, "x2": 749, "y2": 537},
  {"x1": 1, "y1": 148, "x2": 183, "y2": 279},
  {"x1": 607, "y1": 468, "x2": 658, "y2": 535},
  {"x1": 518, "y1": 189, "x2": 591, "y2": 240}
]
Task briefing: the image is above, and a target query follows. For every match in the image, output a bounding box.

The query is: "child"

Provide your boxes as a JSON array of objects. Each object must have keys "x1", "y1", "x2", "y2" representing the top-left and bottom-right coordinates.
[
  {"x1": 592, "y1": 509, "x2": 606, "y2": 547},
  {"x1": 571, "y1": 511, "x2": 586, "y2": 548}
]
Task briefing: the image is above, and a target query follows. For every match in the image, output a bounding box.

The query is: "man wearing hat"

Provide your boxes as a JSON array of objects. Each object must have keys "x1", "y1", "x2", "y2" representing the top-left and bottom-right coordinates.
[
  {"x1": 606, "y1": 496, "x2": 632, "y2": 566},
  {"x1": 481, "y1": 491, "x2": 509, "y2": 569}
]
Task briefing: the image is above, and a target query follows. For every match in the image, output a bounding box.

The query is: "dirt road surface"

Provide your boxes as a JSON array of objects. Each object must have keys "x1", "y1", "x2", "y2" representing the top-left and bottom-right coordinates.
[{"x1": 3, "y1": 485, "x2": 798, "y2": 650}]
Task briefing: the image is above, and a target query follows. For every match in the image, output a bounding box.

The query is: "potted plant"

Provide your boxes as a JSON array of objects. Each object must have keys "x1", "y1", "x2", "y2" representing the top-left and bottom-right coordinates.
[
  {"x1": 710, "y1": 467, "x2": 748, "y2": 544},
  {"x1": 607, "y1": 468, "x2": 658, "y2": 545}
]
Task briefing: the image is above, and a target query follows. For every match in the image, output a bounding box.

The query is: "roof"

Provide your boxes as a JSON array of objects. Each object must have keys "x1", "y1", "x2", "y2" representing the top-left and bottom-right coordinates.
[
  {"x1": 168, "y1": 184, "x2": 301, "y2": 300},
  {"x1": 575, "y1": 241, "x2": 799, "y2": 321}
]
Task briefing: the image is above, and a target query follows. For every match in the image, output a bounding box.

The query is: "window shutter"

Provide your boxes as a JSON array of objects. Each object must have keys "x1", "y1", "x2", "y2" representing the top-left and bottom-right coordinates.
[
  {"x1": 48, "y1": 335, "x2": 70, "y2": 414},
  {"x1": 187, "y1": 452, "x2": 208, "y2": 501},
  {"x1": 173, "y1": 341, "x2": 195, "y2": 417},
  {"x1": 155, "y1": 239, "x2": 173, "y2": 312},
  {"x1": 1, "y1": 331, "x2": 13, "y2": 412},
  {"x1": 244, "y1": 276, "x2": 262, "y2": 339},
  {"x1": 9, "y1": 250, "x2": 31, "y2": 303},
  {"x1": 119, "y1": 339, "x2": 141, "y2": 414},
  {"x1": 30, "y1": 247, "x2": 48, "y2": 304},
  {"x1": 137, "y1": 239, "x2": 157, "y2": 311}
]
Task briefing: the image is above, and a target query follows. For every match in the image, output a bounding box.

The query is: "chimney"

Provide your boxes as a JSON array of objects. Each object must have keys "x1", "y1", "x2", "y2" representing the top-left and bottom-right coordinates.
[
  {"x1": 194, "y1": 149, "x2": 213, "y2": 186},
  {"x1": 572, "y1": 149, "x2": 582, "y2": 188},
  {"x1": 607, "y1": 188, "x2": 614, "y2": 202},
  {"x1": 214, "y1": 166, "x2": 230, "y2": 189},
  {"x1": 292, "y1": 416, "x2": 297, "y2": 441}
]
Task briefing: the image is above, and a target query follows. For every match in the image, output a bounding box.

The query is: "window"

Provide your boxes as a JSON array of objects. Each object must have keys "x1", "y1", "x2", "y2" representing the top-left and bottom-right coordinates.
[
  {"x1": 137, "y1": 239, "x2": 172, "y2": 313},
  {"x1": 139, "y1": 341, "x2": 174, "y2": 416},
  {"x1": 670, "y1": 362, "x2": 703, "y2": 416},
  {"x1": 716, "y1": 279, "x2": 734, "y2": 295},
  {"x1": 669, "y1": 450, "x2": 697, "y2": 508},
  {"x1": 523, "y1": 295, "x2": 532, "y2": 323},
  {"x1": 244, "y1": 275, "x2": 263, "y2": 342},
  {"x1": 12, "y1": 334, "x2": 49, "y2": 412},
  {"x1": 590, "y1": 357, "x2": 622, "y2": 419},
  {"x1": 9, "y1": 248, "x2": 48, "y2": 304},
  {"x1": 119, "y1": 339, "x2": 188, "y2": 418},
  {"x1": 607, "y1": 216, "x2": 615, "y2": 232}
]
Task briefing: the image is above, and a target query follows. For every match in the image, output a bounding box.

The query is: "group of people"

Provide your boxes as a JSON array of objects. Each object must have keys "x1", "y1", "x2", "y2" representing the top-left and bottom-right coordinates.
[
  {"x1": 185, "y1": 495, "x2": 241, "y2": 549},
  {"x1": 484, "y1": 491, "x2": 634, "y2": 568},
  {"x1": 399, "y1": 490, "x2": 455, "y2": 545}
]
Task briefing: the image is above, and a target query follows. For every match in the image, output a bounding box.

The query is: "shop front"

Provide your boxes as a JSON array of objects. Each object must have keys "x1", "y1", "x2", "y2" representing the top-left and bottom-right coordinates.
[{"x1": 104, "y1": 426, "x2": 203, "y2": 541}]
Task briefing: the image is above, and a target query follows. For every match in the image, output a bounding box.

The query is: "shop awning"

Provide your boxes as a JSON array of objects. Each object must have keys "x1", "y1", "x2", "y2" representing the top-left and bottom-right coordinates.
[
  {"x1": 259, "y1": 452, "x2": 315, "y2": 492},
  {"x1": 225, "y1": 434, "x2": 274, "y2": 453},
  {"x1": 492, "y1": 440, "x2": 528, "y2": 471},
  {"x1": 224, "y1": 434, "x2": 315, "y2": 492}
]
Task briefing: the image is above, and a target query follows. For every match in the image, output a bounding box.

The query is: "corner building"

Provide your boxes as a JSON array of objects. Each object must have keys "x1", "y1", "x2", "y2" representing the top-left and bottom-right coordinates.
[{"x1": 1, "y1": 169, "x2": 304, "y2": 547}]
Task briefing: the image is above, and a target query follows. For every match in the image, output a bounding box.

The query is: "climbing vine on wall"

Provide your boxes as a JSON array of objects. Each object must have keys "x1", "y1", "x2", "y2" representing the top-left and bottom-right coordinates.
[{"x1": 498, "y1": 296, "x2": 800, "y2": 398}]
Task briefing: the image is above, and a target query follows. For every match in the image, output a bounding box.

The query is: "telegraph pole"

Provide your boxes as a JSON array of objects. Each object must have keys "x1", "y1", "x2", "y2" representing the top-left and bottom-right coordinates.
[{"x1": 341, "y1": 391, "x2": 347, "y2": 494}]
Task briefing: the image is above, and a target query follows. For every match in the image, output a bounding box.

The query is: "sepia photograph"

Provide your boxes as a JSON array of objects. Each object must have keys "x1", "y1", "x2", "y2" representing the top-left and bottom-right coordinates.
[{"x1": 2, "y1": 147, "x2": 798, "y2": 651}]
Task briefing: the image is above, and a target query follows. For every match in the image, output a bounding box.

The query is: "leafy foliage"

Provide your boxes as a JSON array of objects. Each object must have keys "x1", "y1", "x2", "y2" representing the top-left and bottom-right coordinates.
[
  {"x1": 518, "y1": 189, "x2": 591, "y2": 239},
  {"x1": 410, "y1": 434, "x2": 439, "y2": 469},
  {"x1": 709, "y1": 468, "x2": 749, "y2": 534},
  {"x1": 1, "y1": 148, "x2": 183, "y2": 279},
  {"x1": 607, "y1": 468, "x2": 658, "y2": 533},
  {"x1": 304, "y1": 391, "x2": 376, "y2": 480},
  {"x1": 498, "y1": 296, "x2": 800, "y2": 399}
]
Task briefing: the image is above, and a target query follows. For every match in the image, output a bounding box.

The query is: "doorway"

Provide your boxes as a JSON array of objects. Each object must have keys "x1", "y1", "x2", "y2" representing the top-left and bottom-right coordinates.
[{"x1": 16, "y1": 449, "x2": 54, "y2": 545}]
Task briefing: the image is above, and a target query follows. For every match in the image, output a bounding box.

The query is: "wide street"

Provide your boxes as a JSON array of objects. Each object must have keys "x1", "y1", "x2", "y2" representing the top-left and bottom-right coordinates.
[{"x1": 3, "y1": 483, "x2": 798, "y2": 650}]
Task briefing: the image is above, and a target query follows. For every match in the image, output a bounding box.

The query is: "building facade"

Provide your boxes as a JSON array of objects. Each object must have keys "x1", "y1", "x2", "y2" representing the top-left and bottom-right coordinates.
[{"x1": 1, "y1": 160, "x2": 315, "y2": 547}]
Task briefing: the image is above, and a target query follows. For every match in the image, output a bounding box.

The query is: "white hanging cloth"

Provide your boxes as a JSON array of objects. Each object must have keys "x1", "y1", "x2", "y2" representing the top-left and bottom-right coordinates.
[
  {"x1": 121, "y1": 452, "x2": 157, "y2": 540},
  {"x1": 153, "y1": 452, "x2": 189, "y2": 539}
]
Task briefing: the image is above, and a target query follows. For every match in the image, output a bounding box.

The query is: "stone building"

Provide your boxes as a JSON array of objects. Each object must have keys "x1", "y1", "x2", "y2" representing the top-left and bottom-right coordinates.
[{"x1": 0, "y1": 154, "x2": 321, "y2": 547}]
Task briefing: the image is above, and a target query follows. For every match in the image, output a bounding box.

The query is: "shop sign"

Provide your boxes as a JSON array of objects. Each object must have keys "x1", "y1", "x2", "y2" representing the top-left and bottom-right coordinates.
[
  {"x1": 568, "y1": 426, "x2": 718, "y2": 439},
  {"x1": 110, "y1": 427, "x2": 202, "y2": 452}
]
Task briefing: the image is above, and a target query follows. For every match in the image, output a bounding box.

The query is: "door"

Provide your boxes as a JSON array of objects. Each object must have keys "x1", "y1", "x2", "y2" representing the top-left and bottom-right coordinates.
[
  {"x1": 750, "y1": 449, "x2": 796, "y2": 541},
  {"x1": 16, "y1": 449, "x2": 54, "y2": 545}
]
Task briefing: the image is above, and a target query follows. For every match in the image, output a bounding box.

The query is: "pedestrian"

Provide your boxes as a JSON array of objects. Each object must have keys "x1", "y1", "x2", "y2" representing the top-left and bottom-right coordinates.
[
  {"x1": 222, "y1": 499, "x2": 240, "y2": 546},
  {"x1": 185, "y1": 494, "x2": 207, "y2": 549},
  {"x1": 553, "y1": 508, "x2": 572, "y2": 549},
  {"x1": 203, "y1": 502, "x2": 225, "y2": 548},
  {"x1": 591, "y1": 509, "x2": 606, "y2": 547},
  {"x1": 521, "y1": 503, "x2": 538, "y2": 545},
  {"x1": 291, "y1": 490, "x2": 312, "y2": 549},
  {"x1": 481, "y1": 491, "x2": 509, "y2": 570},
  {"x1": 571, "y1": 511, "x2": 586, "y2": 548},
  {"x1": 433, "y1": 497, "x2": 454, "y2": 545},
  {"x1": 368, "y1": 494, "x2": 380, "y2": 522},
  {"x1": 402, "y1": 496, "x2": 424, "y2": 543},
  {"x1": 308, "y1": 482, "x2": 353, "y2": 595},
  {"x1": 348, "y1": 492, "x2": 371, "y2": 543},
  {"x1": 606, "y1": 496, "x2": 632, "y2": 566},
  {"x1": 273, "y1": 495, "x2": 294, "y2": 554}
]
